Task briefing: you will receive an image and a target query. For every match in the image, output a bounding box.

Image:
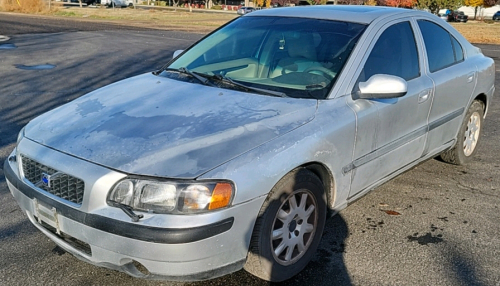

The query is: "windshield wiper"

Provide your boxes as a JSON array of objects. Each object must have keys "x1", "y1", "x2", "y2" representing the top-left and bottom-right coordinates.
[
  {"x1": 165, "y1": 67, "x2": 215, "y2": 87},
  {"x1": 210, "y1": 74, "x2": 288, "y2": 98},
  {"x1": 109, "y1": 201, "x2": 144, "y2": 222}
]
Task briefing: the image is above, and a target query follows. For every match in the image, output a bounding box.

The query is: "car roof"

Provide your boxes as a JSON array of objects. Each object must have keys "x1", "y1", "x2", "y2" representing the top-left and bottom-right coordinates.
[{"x1": 246, "y1": 5, "x2": 423, "y2": 25}]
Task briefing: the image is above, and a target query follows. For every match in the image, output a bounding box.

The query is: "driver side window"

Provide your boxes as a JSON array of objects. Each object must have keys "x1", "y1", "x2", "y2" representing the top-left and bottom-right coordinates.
[{"x1": 359, "y1": 21, "x2": 420, "y2": 83}]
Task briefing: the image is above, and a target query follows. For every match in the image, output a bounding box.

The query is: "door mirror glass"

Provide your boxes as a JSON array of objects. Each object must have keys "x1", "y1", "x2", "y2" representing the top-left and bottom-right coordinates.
[{"x1": 357, "y1": 74, "x2": 407, "y2": 99}]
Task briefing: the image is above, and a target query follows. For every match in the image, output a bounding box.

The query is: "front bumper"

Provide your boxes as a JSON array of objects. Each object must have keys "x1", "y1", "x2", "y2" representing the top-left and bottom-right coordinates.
[{"x1": 4, "y1": 140, "x2": 265, "y2": 281}]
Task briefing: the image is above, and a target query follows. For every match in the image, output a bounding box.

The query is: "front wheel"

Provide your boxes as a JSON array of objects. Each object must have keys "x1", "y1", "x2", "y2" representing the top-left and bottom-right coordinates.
[
  {"x1": 244, "y1": 168, "x2": 327, "y2": 282},
  {"x1": 440, "y1": 100, "x2": 484, "y2": 165}
]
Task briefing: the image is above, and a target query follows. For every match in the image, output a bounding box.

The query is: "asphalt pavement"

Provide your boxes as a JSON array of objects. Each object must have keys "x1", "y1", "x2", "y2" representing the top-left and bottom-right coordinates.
[{"x1": 0, "y1": 12, "x2": 499, "y2": 286}]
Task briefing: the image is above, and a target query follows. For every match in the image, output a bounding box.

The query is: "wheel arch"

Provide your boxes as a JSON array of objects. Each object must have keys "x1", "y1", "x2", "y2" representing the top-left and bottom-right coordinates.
[
  {"x1": 474, "y1": 93, "x2": 487, "y2": 115},
  {"x1": 298, "y1": 162, "x2": 336, "y2": 212},
  {"x1": 243, "y1": 162, "x2": 330, "y2": 281}
]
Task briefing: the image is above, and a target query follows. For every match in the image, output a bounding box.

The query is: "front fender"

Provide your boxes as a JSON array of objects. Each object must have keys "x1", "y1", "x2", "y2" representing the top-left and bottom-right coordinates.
[{"x1": 198, "y1": 96, "x2": 357, "y2": 211}]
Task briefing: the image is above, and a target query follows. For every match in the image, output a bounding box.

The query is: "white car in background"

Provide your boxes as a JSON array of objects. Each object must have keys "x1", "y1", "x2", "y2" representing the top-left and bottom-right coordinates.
[
  {"x1": 237, "y1": 6, "x2": 256, "y2": 15},
  {"x1": 100, "y1": 0, "x2": 134, "y2": 7}
]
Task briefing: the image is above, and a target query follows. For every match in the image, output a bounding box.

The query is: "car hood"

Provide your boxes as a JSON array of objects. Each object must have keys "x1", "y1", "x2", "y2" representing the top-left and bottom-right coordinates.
[{"x1": 25, "y1": 73, "x2": 317, "y2": 178}]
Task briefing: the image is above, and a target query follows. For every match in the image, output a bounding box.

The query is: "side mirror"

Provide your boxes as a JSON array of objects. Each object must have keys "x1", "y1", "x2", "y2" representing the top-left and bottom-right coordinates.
[
  {"x1": 357, "y1": 74, "x2": 407, "y2": 99},
  {"x1": 173, "y1": 50, "x2": 184, "y2": 59}
]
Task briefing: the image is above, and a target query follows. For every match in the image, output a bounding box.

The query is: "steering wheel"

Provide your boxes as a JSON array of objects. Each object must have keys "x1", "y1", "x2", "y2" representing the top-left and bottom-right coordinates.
[{"x1": 303, "y1": 66, "x2": 336, "y2": 81}]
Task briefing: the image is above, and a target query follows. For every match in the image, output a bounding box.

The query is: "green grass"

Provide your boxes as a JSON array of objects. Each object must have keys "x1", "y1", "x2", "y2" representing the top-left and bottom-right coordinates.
[{"x1": 54, "y1": 11, "x2": 78, "y2": 16}]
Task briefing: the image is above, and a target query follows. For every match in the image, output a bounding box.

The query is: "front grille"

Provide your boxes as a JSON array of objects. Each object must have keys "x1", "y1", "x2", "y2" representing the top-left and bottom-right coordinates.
[{"x1": 21, "y1": 155, "x2": 85, "y2": 205}]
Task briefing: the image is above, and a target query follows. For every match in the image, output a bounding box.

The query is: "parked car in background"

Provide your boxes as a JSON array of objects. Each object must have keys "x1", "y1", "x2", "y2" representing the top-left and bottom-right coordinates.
[
  {"x1": 79, "y1": 0, "x2": 98, "y2": 5},
  {"x1": 448, "y1": 10, "x2": 468, "y2": 22},
  {"x1": 100, "y1": 0, "x2": 133, "y2": 7},
  {"x1": 5, "y1": 6, "x2": 494, "y2": 283},
  {"x1": 237, "y1": 6, "x2": 255, "y2": 15},
  {"x1": 493, "y1": 11, "x2": 500, "y2": 20},
  {"x1": 438, "y1": 13, "x2": 448, "y2": 21},
  {"x1": 68, "y1": 0, "x2": 99, "y2": 5}
]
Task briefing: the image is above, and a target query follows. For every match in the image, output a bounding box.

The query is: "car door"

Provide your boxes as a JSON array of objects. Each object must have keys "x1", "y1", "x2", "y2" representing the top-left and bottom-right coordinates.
[
  {"x1": 415, "y1": 19, "x2": 477, "y2": 156},
  {"x1": 345, "y1": 19, "x2": 434, "y2": 199}
]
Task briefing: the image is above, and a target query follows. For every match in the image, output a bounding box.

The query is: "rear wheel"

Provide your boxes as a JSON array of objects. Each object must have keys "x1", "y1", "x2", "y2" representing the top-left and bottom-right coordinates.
[
  {"x1": 244, "y1": 168, "x2": 326, "y2": 282},
  {"x1": 440, "y1": 100, "x2": 484, "y2": 165}
]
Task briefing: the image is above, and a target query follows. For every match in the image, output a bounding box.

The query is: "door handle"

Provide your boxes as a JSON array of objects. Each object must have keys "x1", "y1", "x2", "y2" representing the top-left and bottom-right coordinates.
[
  {"x1": 418, "y1": 89, "x2": 431, "y2": 104},
  {"x1": 467, "y1": 72, "x2": 475, "y2": 83}
]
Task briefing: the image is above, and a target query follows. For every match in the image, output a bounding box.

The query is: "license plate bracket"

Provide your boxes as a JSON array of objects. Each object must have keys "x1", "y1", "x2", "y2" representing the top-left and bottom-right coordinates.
[{"x1": 33, "y1": 198, "x2": 61, "y2": 235}]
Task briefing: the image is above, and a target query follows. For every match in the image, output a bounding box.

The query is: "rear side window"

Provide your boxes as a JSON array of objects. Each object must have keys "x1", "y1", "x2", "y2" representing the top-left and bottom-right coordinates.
[
  {"x1": 418, "y1": 20, "x2": 464, "y2": 72},
  {"x1": 451, "y1": 36, "x2": 464, "y2": 62},
  {"x1": 361, "y1": 21, "x2": 420, "y2": 82}
]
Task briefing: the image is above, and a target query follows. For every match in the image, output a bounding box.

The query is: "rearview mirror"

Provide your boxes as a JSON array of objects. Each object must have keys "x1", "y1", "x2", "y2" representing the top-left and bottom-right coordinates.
[
  {"x1": 173, "y1": 50, "x2": 184, "y2": 58},
  {"x1": 357, "y1": 74, "x2": 407, "y2": 99}
]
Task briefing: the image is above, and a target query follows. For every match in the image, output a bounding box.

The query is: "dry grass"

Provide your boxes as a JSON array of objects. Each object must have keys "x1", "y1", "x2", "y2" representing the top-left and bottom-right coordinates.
[
  {"x1": 0, "y1": 0, "x2": 51, "y2": 13},
  {"x1": 451, "y1": 21, "x2": 500, "y2": 44},
  {"x1": 53, "y1": 7, "x2": 237, "y2": 33}
]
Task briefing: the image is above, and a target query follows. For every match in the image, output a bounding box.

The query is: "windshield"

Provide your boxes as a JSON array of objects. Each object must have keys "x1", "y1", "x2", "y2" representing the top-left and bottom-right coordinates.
[{"x1": 165, "y1": 16, "x2": 366, "y2": 99}]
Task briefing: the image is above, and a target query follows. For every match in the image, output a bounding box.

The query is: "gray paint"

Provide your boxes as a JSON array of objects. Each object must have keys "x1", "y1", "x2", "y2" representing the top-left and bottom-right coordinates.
[
  {"x1": 246, "y1": 5, "x2": 414, "y2": 25},
  {"x1": 25, "y1": 73, "x2": 317, "y2": 178}
]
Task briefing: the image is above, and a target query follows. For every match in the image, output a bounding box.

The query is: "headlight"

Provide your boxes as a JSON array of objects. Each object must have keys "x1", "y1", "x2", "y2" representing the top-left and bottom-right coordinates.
[
  {"x1": 17, "y1": 127, "x2": 25, "y2": 145},
  {"x1": 108, "y1": 178, "x2": 234, "y2": 214}
]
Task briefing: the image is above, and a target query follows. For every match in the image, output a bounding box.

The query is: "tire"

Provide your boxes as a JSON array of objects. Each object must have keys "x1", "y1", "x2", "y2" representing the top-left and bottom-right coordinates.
[
  {"x1": 244, "y1": 168, "x2": 327, "y2": 282},
  {"x1": 440, "y1": 100, "x2": 484, "y2": 165}
]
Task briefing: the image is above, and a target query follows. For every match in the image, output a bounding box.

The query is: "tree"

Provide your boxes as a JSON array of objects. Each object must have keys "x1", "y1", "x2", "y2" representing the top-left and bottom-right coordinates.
[
  {"x1": 465, "y1": 0, "x2": 483, "y2": 19},
  {"x1": 385, "y1": 0, "x2": 416, "y2": 7},
  {"x1": 272, "y1": 0, "x2": 297, "y2": 6},
  {"x1": 464, "y1": 0, "x2": 495, "y2": 19},
  {"x1": 337, "y1": 0, "x2": 364, "y2": 4},
  {"x1": 416, "y1": 0, "x2": 461, "y2": 14},
  {"x1": 256, "y1": 0, "x2": 264, "y2": 6}
]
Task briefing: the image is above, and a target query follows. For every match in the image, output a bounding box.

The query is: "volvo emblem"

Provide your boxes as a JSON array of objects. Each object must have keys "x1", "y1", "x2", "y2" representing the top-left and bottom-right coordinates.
[{"x1": 41, "y1": 173, "x2": 51, "y2": 188}]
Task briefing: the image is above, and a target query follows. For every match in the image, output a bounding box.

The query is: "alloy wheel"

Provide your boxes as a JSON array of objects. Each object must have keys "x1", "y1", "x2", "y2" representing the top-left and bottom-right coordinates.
[{"x1": 270, "y1": 190, "x2": 317, "y2": 266}]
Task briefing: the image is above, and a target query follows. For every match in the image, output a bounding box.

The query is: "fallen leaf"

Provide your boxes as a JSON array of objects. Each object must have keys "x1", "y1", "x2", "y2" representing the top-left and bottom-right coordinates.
[{"x1": 383, "y1": 210, "x2": 401, "y2": 216}]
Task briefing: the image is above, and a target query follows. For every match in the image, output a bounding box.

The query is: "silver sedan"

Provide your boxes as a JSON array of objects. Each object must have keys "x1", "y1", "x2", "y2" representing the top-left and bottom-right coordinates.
[{"x1": 4, "y1": 5, "x2": 495, "y2": 282}]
